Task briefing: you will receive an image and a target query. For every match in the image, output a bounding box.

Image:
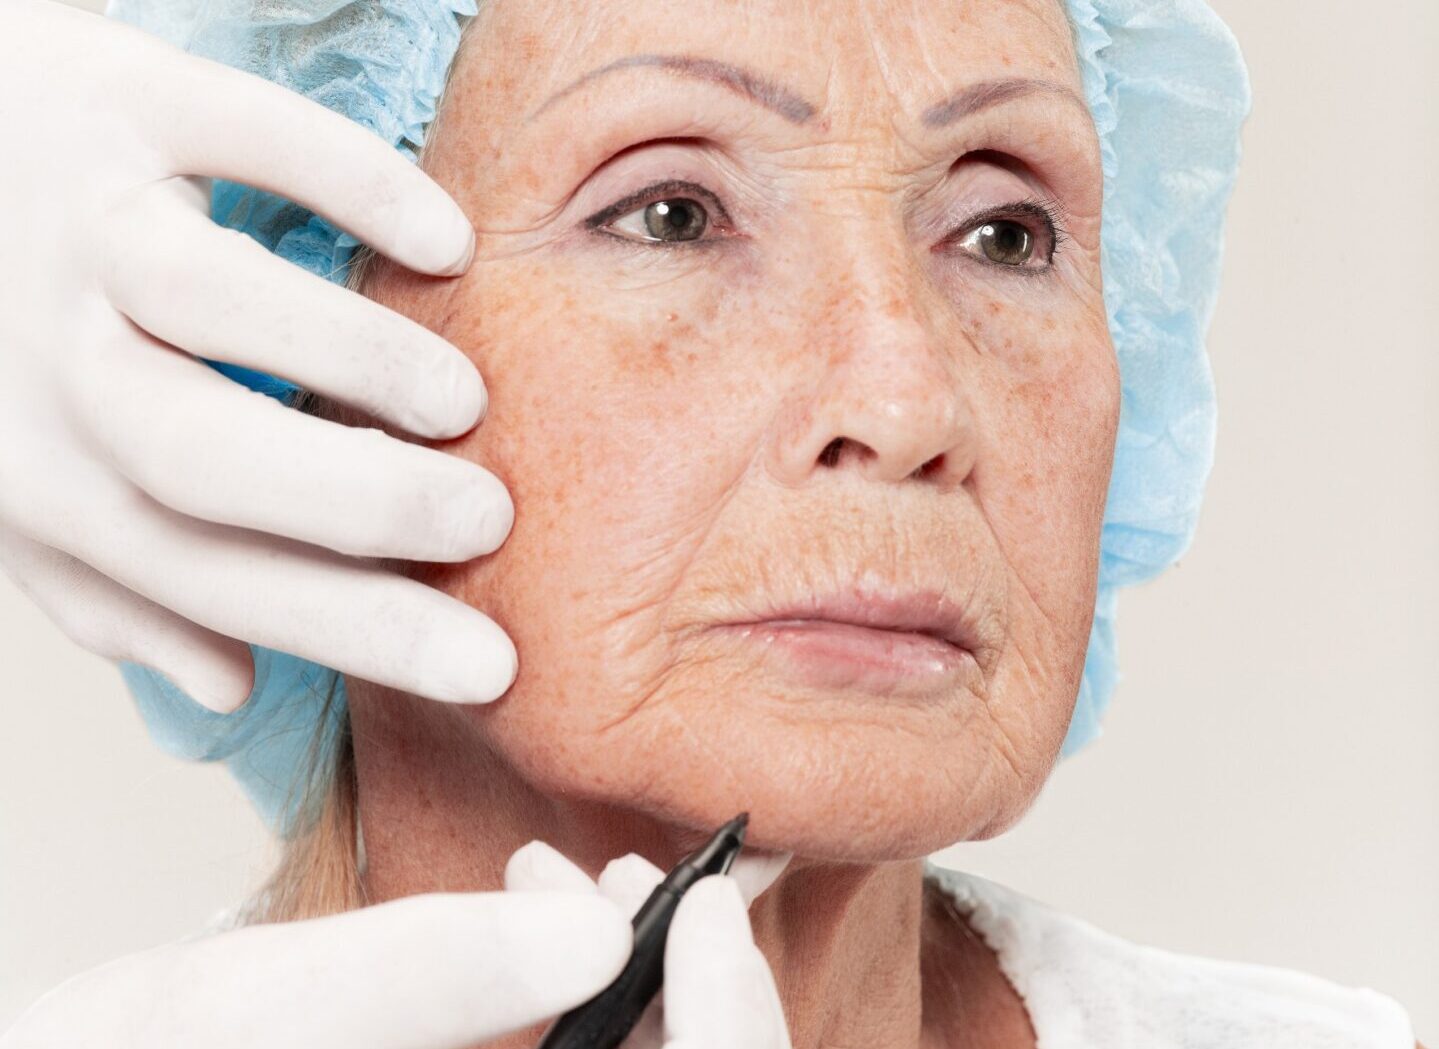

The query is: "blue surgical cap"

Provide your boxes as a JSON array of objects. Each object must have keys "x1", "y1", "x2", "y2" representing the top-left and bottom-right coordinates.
[{"x1": 109, "y1": 0, "x2": 1252, "y2": 836}]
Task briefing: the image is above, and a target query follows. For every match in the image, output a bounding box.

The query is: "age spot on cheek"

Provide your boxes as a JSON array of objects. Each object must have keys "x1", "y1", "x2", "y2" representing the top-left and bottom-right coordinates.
[
  {"x1": 635, "y1": 309, "x2": 704, "y2": 375},
  {"x1": 974, "y1": 297, "x2": 1023, "y2": 355}
]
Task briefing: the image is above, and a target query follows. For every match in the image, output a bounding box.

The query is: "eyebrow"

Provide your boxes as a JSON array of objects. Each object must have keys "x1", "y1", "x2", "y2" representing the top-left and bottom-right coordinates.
[
  {"x1": 529, "y1": 53, "x2": 817, "y2": 124},
  {"x1": 921, "y1": 76, "x2": 1089, "y2": 127},
  {"x1": 528, "y1": 53, "x2": 1086, "y2": 129}
]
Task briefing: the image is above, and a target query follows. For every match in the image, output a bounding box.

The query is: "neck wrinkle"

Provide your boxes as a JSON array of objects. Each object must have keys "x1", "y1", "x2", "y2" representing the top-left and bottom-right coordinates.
[{"x1": 749, "y1": 857, "x2": 928, "y2": 1049}]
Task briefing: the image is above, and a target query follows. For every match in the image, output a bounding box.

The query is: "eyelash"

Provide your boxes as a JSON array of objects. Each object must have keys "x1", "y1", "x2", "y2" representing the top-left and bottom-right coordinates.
[{"x1": 582, "y1": 178, "x2": 1070, "y2": 269}]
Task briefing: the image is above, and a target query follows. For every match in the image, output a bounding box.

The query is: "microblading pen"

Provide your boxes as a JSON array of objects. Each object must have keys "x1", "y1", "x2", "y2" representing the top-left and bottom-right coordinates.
[{"x1": 533, "y1": 812, "x2": 750, "y2": 1049}]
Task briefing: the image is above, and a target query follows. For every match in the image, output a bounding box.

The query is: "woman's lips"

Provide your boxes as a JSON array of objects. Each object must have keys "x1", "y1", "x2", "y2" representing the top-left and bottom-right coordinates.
[{"x1": 711, "y1": 617, "x2": 976, "y2": 695}]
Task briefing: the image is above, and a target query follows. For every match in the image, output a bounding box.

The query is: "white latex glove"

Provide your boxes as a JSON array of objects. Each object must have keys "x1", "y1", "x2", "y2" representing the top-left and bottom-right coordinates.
[
  {"x1": 0, "y1": 841, "x2": 794, "y2": 1049},
  {"x1": 0, "y1": 850, "x2": 630, "y2": 1049},
  {"x1": 0, "y1": 0, "x2": 518, "y2": 714},
  {"x1": 568, "y1": 844, "x2": 796, "y2": 1049}
]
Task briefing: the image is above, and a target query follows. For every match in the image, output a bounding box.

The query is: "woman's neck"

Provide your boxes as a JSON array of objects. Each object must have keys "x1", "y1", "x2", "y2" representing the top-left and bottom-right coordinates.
[{"x1": 349, "y1": 690, "x2": 1032, "y2": 1049}]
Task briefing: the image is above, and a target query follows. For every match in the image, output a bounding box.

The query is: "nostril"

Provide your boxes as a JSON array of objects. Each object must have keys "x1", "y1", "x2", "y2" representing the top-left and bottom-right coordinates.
[
  {"x1": 818, "y1": 437, "x2": 845, "y2": 467},
  {"x1": 913, "y1": 452, "x2": 945, "y2": 479}
]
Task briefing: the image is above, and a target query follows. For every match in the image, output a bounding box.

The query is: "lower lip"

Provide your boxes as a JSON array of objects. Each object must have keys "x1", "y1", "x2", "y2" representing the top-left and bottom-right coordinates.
[{"x1": 712, "y1": 618, "x2": 975, "y2": 694}]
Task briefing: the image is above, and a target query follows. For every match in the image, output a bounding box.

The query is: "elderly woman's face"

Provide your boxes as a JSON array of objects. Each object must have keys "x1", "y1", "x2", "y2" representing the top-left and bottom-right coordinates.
[{"x1": 360, "y1": 0, "x2": 1116, "y2": 859}]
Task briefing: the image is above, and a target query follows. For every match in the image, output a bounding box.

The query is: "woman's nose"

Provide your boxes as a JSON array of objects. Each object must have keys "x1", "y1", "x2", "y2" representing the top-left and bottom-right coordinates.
[{"x1": 764, "y1": 259, "x2": 979, "y2": 491}]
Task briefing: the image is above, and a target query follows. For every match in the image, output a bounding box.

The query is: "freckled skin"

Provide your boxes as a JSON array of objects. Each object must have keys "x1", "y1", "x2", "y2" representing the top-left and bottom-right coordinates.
[{"x1": 343, "y1": 0, "x2": 1114, "y2": 1043}]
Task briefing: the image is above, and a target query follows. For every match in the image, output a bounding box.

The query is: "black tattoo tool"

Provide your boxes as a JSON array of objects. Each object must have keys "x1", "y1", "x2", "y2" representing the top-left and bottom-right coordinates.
[{"x1": 534, "y1": 812, "x2": 750, "y2": 1049}]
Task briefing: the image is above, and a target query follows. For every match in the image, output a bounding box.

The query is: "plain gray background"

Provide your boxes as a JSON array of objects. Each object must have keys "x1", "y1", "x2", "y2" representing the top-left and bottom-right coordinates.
[{"x1": 3, "y1": 0, "x2": 1435, "y2": 1036}]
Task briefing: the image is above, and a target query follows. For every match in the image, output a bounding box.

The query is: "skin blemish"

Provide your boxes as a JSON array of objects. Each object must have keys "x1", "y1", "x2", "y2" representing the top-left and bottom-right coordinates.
[{"x1": 647, "y1": 336, "x2": 677, "y2": 376}]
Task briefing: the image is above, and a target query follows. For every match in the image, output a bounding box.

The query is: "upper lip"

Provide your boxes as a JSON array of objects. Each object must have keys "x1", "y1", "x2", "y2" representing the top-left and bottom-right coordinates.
[{"x1": 727, "y1": 587, "x2": 982, "y2": 655}]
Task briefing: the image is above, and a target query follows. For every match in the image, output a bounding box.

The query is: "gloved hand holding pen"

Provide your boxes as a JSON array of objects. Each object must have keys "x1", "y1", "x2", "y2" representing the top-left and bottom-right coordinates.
[
  {"x1": 0, "y1": 841, "x2": 793, "y2": 1049},
  {"x1": 0, "y1": 0, "x2": 518, "y2": 716},
  {"x1": 582, "y1": 846, "x2": 794, "y2": 1049}
]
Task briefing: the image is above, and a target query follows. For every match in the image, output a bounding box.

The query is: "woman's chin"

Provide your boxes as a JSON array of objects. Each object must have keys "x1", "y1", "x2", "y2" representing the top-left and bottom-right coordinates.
[
  {"x1": 507, "y1": 723, "x2": 1027, "y2": 863},
  {"x1": 682, "y1": 802, "x2": 1007, "y2": 866},
  {"x1": 478, "y1": 657, "x2": 1054, "y2": 865}
]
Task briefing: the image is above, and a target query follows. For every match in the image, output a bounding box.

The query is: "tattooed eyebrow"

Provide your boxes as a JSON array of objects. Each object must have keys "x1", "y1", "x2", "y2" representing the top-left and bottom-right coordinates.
[{"x1": 529, "y1": 52, "x2": 817, "y2": 125}]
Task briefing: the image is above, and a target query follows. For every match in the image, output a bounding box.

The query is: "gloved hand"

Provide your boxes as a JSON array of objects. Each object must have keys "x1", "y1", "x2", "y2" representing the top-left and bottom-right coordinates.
[
  {"x1": 587, "y1": 847, "x2": 794, "y2": 1049},
  {"x1": 0, "y1": 840, "x2": 794, "y2": 1049},
  {"x1": 0, "y1": 0, "x2": 517, "y2": 714}
]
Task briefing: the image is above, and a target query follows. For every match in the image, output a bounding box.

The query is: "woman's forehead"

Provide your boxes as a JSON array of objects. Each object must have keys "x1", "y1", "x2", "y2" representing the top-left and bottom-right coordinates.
[{"x1": 461, "y1": 0, "x2": 1080, "y2": 122}]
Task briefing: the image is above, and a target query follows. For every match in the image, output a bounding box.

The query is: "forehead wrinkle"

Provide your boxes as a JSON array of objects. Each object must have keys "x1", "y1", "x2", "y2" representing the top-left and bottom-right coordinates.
[{"x1": 529, "y1": 52, "x2": 818, "y2": 125}]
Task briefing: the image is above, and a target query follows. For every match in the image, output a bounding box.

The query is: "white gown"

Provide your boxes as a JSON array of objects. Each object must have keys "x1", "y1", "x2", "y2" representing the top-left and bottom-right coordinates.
[{"x1": 922, "y1": 862, "x2": 1417, "y2": 1048}]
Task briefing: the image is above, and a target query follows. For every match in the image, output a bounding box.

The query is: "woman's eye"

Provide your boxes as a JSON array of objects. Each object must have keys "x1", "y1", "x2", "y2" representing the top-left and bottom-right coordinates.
[
  {"x1": 611, "y1": 197, "x2": 710, "y2": 243},
  {"x1": 957, "y1": 220, "x2": 1035, "y2": 266},
  {"x1": 944, "y1": 199, "x2": 1067, "y2": 271},
  {"x1": 586, "y1": 179, "x2": 729, "y2": 247}
]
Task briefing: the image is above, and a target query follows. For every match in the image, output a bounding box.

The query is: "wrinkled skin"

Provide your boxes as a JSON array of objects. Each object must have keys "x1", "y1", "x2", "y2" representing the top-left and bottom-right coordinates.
[{"x1": 344, "y1": 0, "x2": 1114, "y2": 1043}]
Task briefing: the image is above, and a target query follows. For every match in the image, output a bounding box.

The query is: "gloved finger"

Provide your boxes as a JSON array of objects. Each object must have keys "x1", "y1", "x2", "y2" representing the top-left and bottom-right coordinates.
[
  {"x1": 0, "y1": 526, "x2": 254, "y2": 713},
  {"x1": 597, "y1": 846, "x2": 792, "y2": 913},
  {"x1": 502, "y1": 846, "x2": 669, "y2": 1049},
  {"x1": 101, "y1": 179, "x2": 485, "y2": 441},
  {"x1": 53, "y1": 892, "x2": 632, "y2": 1049},
  {"x1": 662, "y1": 876, "x2": 791, "y2": 1049},
  {"x1": 591, "y1": 854, "x2": 667, "y2": 1049},
  {"x1": 505, "y1": 840, "x2": 602, "y2": 895},
  {"x1": 3, "y1": 460, "x2": 517, "y2": 705},
  {"x1": 72, "y1": 324, "x2": 511, "y2": 563},
  {"x1": 574, "y1": 848, "x2": 789, "y2": 1049},
  {"x1": 597, "y1": 853, "x2": 668, "y2": 918},
  {"x1": 0, "y1": 525, "x2": 255, "y2": 713},
  {"x1": 727, "y1": 850, "x2": 794, "y2": 907},
  {"x1": 131, "y1": 39, "x2": 474, "y2": 277}
]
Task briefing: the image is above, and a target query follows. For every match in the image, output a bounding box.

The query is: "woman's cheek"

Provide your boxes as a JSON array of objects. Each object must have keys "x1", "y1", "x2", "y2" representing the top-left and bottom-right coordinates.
[
  {"x1": 450, "y1": 292, "x2": 728, "y2": 590},
  {"x1": 1049, "y1": 307, "x2": 1121, "y2": 525},
  {"x1": 953, "y1": 291, "x2": 1115, "y2": 673}
]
